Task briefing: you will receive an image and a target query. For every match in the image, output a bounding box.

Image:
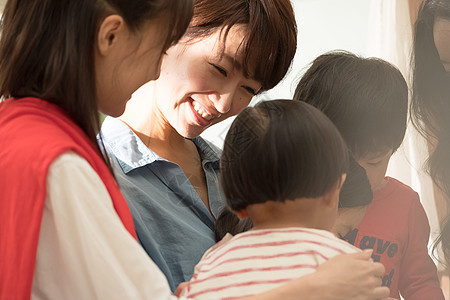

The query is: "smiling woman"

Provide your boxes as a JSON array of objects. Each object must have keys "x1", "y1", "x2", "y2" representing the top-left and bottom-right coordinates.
[
  {"x1": 100, "y1": 0, "x2": 297, "y2": 291},
  {"x1": 148, "y1": 24, "x2": 263, "y2": 139}
]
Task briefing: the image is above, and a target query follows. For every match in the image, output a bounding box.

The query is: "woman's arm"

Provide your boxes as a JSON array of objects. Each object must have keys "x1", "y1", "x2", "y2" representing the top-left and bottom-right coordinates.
[
  {"x1": 33, "y1": 152, "x2": 177, "y2": 300},
  {"x1": 243, "y1": 250, "x2": 389, "y2": 300}
]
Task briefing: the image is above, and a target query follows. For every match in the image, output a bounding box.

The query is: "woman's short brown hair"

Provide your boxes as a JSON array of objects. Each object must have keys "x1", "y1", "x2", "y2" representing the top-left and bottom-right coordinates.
[{"x1": 184, "y1": 0, "x2": 297, "y2": 91}]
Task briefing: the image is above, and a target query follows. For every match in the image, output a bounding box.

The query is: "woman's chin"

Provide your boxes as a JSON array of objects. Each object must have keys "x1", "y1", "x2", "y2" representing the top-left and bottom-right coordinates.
[{"x1": 177, "y1": 125, "x2": 208, "y2": 139}]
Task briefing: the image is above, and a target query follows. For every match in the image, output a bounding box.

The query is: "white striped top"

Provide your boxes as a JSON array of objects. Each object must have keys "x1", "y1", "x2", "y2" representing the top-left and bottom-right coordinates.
[{"x1": 184, "y1": 227, "x2": 359, "y2": 300}]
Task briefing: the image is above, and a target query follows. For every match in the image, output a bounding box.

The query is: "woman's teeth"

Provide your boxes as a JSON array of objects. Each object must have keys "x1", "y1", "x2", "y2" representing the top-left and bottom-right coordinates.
[{"x1": 193, "y1": 101, "x2": 213, "y2": 121}]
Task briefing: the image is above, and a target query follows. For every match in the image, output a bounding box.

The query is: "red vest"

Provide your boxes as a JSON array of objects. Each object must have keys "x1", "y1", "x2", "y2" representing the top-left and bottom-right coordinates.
[{"x1": 0, "y1": 98, "x2": 137, "y2": 300}]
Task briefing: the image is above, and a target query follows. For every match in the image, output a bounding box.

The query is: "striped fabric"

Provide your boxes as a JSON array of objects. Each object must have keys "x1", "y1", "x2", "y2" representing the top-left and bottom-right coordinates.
[{"x1": 185, "y1": 227, "x2": 359, "y2": 299}]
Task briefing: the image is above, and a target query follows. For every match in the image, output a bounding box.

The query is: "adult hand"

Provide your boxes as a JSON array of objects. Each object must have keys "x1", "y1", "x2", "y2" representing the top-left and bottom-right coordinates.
[
  {"x1": 311, "y1": 249, "x2": 389, "y2": 300},
  {"x1": 241, "y1": 249, "x2": 389, "y2": 300}
]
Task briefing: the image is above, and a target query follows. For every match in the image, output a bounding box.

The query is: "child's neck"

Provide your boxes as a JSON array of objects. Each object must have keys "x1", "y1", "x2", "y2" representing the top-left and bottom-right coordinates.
[
  {"x1": 247, "y1": 199, "x2": 333, "y2": 231},
  {"x1": 373, "y1": 177, "x2": 388, "y2": 192},
  {"x1": 250, "y1": 221, "x2": 316, "y2": 231}
]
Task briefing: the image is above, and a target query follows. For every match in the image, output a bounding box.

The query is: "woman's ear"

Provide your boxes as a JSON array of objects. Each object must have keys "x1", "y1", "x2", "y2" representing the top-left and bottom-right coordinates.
[
  {"x1": 97, "y1": 15, "x2": 126, "y2": 57},
  {"x1": 233, "y1": 209, "x2": 249, "y2": 219}
]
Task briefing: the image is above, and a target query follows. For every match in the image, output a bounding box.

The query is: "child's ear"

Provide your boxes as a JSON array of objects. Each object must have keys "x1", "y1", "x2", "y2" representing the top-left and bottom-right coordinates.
[
  {"x1": 233, "y1": 209, "x2": 249, "y2": 219},
  {"x1": 338, "y1": 173, "x2": 347, "y2": 190},
  {"x1": 323, "y1": 174, "x2": 347, "y2": 207}
]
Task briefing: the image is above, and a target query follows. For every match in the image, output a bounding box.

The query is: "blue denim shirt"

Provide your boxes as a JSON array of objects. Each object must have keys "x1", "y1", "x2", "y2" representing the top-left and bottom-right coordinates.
[{"x1": 100, "y1": 117, "x2": 225, "y2": 292}]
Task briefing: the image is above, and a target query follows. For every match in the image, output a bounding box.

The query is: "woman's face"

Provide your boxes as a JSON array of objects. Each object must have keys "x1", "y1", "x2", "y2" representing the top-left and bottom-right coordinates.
[
  {"x1": 154, "y1": 25, "x2": 262, "y2": 138},
  {"x1": 434, "y1": 17, "x2": 450, "y2": 72},
  {"x1": 96, "y1": 17, "x2": 168, "y2": 117}
]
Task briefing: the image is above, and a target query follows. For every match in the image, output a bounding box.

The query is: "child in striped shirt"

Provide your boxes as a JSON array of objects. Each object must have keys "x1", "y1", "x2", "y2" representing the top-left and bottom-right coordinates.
[{"x1": 182, "y1": 99, "x2": 360, "y2": 299}]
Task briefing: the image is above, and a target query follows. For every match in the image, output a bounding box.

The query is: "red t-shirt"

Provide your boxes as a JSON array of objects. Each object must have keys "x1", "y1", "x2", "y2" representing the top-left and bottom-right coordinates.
[{"x1": 343, "y1": 177, "x2": 443, "y2": 300}]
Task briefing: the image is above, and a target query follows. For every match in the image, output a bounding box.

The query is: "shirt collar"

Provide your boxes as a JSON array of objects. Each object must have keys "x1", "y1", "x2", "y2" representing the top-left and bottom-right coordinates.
[
  {"x1": 193, "y1": 134, "x2": 222, "y2": 166},
  {"x1": 100, "y1": 117, "x2": 221, "y2": 174}
]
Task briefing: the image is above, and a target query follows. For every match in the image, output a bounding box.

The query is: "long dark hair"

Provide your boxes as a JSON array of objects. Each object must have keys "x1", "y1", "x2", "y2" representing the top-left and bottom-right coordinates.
[
  {"x1": 411, "y1": 0, "x2": 450, "y2": 265},
  {"x1": 0, "y1": 0, "x2": 192, "y2": 165}
]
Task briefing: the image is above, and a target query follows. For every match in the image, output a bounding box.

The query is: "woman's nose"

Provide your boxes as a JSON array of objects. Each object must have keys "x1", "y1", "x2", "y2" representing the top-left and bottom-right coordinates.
[{"x1": 208, "y1": 90, "x2": 234, "y2": 114}]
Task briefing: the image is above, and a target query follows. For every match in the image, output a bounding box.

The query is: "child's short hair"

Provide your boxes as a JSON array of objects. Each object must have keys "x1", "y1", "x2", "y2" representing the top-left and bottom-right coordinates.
[
  {"x1": 339, "y1": 152, "x2": 372, "y2": 208},
  {"x1": 221, "y1": 99, "x2": 349, "y2": 211},
  {"x1": 293, "y1": 51, "x2": 408, "y2": 157}
]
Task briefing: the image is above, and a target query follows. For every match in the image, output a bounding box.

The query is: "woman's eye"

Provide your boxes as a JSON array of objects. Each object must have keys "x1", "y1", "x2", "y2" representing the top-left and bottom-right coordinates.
[
  {"x1": 210, "y1": 63, "x2": 227, "y2": 77},
  {"x1": 243, "y1": 86, "x2": 257, "y2": 96}
]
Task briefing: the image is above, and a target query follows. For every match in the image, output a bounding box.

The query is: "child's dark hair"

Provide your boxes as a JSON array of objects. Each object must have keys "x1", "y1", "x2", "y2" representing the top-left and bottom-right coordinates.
[
  {"x1": 221, "y1": 99, "x2": 349, "y2": 211},
  {"x1": 339, "y1": 152, "x2": 372, "y2": 208},
  {"x1": 294, "y1": 51, "x2": 408, "y2": 158},
  {"x1": 214, "y1": 207, "x2": 253, "y2": 242}
]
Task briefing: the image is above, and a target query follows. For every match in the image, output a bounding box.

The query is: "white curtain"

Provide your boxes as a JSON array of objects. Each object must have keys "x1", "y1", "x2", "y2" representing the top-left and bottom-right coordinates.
[{"x1": 367, "y1": 0, "x2": 443, "y2": 267}]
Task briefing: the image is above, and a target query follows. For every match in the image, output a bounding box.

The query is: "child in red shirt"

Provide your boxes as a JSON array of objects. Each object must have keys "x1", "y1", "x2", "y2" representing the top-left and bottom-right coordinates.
[{"x1": 294, "y1": 51, "x2": 444, "y2": 300}]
